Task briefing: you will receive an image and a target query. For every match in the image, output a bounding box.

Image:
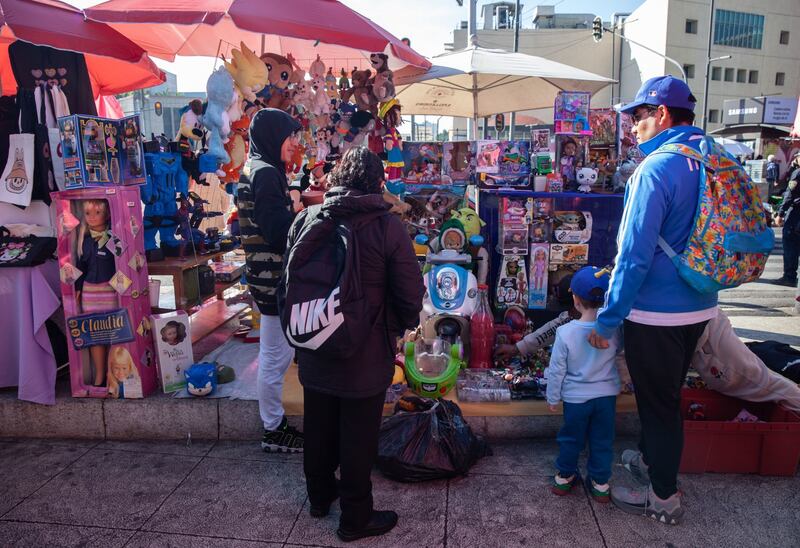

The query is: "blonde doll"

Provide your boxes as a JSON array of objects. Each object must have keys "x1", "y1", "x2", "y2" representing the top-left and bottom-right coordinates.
[
  {"x1": 107, "y1": 346, "x2": 142, "y2": 399},
  {"x1": 75, "y1": 199, "x2": 118, "y2": 387}
]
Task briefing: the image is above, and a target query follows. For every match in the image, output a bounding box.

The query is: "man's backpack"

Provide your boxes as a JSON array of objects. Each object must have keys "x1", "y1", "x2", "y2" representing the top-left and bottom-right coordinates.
[
  {"x1": 766, "y1": 161, "x2": 779, "y2": 182},
  {"x1": 277, "y1": 206, "x2": 386, "y2": 359},
  {"x1": 652, "y1": 137, "x2": 774, "y2": 294}
]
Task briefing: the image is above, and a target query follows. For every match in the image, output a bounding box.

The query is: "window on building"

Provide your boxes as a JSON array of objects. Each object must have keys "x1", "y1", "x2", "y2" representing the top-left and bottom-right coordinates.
[
  {"x1": 685, "y1": 19, "x2": 698, "y2": 34},
  {"x1": 724, "y1": 68, "x2": 734, "y2": 81},
  {"x1": 708, "y1": 109, "x2": 720, "y2": 123},
  {"x1": 711, "y1": 67, "x2": 722, "y2": 80},
  {"x1": 776, "y1": 72, "x2": 785, "y2": 86},
  {"x1": 714, "y1": 9, "x2": 764, "y2": 49},
  {"x1": 736, "y1": 69, "x2": 747, "y2": 83},
  {"x1": 683, "y1": 64, "x2": 695, "y2": 79},
  {"x1": 748, "y1": 70, "x2": 758, "y2": 84},
  {"x1": 779, "y1": 31, "x2": 790, "y2": 45}
]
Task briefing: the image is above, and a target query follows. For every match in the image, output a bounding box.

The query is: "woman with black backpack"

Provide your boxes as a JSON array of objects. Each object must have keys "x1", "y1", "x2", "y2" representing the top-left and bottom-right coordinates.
[{"x1": 283, "y1": 147, "x2": 424, "y2": 542}]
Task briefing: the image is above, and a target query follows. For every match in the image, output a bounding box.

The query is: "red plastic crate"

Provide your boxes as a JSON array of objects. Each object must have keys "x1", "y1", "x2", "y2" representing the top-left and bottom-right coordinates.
[{"x1": 680, "y1": 388, "x2": 800, "y2": 476}]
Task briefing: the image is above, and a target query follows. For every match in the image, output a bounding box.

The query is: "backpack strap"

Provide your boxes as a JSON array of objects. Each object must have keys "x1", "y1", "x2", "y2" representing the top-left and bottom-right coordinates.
[{"x1": 649, "y1": 142, "x2": 711, "y2": 170}]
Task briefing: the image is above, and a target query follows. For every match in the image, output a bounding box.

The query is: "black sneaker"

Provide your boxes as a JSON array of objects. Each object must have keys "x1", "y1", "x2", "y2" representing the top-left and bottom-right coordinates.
[
  {"x1": 261, "y1": 417, "x2": 304, "y2": 453},
  {"x1": 310, "y1": 493, "x2": 339, "y2": 518},
  {"x1": 337, "y1": 510, "x2": 398, "y2": 542},
  {"x1": 771, "y1": 277, "x2": 798, "y2": 287}
]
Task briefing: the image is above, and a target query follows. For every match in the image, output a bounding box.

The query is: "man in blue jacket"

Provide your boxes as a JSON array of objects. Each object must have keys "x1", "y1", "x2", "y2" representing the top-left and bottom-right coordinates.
[{"x1": 588, "y1": 76, "x2": 717, "y2": 524}]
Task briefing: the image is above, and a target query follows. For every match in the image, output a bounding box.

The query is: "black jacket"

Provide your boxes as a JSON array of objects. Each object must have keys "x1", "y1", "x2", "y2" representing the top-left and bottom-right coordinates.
[
  {"x1": 237, "y1": 109, "x2": 301, "y2": 315},
  {"x1": 778, "y1": 182, "x2": 800, "y2": 233},
  {"x1": 290, "y1": 188, "x2": 425, "y2": 398}
]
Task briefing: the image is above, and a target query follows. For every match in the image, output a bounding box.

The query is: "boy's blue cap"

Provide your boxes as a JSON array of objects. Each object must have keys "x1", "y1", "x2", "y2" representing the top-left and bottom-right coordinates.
[
  {"x1": 619, "y1": 75, "x2": 696, "y2": 115},
  {"x1": 570, "y1": 266, "x2": 610, "y2": 303}
]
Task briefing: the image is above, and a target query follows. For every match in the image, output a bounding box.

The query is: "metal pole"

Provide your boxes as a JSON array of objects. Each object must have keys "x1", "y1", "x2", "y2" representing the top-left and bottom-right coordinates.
[
  {"x1": 472, "y1": 72, "x2": 479, "y2": 140},
  {"x1": 701, "y1": 0, "x2": 716, "y2": 132},
  {"x1": 411, "y1": 114, "x2": 416, "y2": 141},
  {"x1": 509, "y1": 0, "x2": 521, "y2": 139}
]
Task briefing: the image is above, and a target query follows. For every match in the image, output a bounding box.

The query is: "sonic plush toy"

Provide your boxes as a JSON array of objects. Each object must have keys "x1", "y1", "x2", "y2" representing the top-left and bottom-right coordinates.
[{"x1": 185, "y1": 363, "x2": 218, "y2": 396}]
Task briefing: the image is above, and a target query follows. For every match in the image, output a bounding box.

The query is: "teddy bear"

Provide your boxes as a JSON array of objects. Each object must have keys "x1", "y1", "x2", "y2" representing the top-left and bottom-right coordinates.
[
  {"x1": 341, "y1": 69, "x2": 374, "y2": 112},
  {"x1": 369, "y1": 52, "x2": 395, "y2": 103},
  {"x1": 223, "y1": 42, "x2": 268, "y2": 103}
]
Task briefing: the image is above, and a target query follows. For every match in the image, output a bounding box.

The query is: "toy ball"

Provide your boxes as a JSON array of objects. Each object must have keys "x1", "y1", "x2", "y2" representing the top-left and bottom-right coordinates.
[{"x1": 185, "y1": 362, "x2": 218, "y2": 396}]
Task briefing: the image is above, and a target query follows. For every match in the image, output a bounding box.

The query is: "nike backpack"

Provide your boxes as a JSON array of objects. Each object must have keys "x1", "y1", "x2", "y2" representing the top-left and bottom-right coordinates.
[
  {"x1": 277, "y1": 207, "x2": 385, "y2": 359},
  {"x1": 652, "y1": 137, "x2": 774, "y2": 294}
]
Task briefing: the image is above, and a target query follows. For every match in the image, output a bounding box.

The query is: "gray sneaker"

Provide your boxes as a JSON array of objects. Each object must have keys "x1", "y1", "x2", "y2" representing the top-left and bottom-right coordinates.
[
  {"x1": 621, "y1": 449, "x2": 650, "y2": 485},
  {"x1": 611, "y1": 485, "x2": 684, "y2": 525}
]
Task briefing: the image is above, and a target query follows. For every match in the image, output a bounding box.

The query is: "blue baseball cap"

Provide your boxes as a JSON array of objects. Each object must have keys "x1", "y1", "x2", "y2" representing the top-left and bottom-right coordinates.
[
  {"x1": 570, "y1": 266, "x2": 610, "y2": 303},
  {"x1": 619, "y1": 75, "x2": 696, "y2": 115}
]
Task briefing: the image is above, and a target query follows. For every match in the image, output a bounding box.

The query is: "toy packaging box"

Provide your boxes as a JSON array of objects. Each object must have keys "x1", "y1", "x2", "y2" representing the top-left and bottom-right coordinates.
[
  {"x1": 151, "y1": 312, "x2": 194, "y2": 393},
  {"x1": 478, "y1": 140, "x2": 531, "y2": 187},
  {"x1": 496, "y1": 255, "x2": 528, "y2": 309},
  {"x1": 554, "y1": 91, "x2": 591, "y2": 135},
  {"x1": 550, "y1": 243, "x2": 589, "y2": 264},
  {"x1": 401, "y1": 142, "x2": 444, "y2": 185},
  {"x1": 442, "y1": 142, "x2": 474, "y2": 185},
  {"x1": 58, "y1": 114, "x2": 146, "y2": 189},
  {"x1": 52, "y1": 186, "x2": 157, "y2": 398},
  {"x1": 528, "y1": 243, "x2": 549, "y2": 309},
  {"x1": 553, "y1": 211, "x2": 593, "y2": 243}
]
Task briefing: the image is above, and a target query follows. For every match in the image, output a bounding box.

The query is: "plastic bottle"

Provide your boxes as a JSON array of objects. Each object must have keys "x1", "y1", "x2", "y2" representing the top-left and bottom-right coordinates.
[{"x1": 469, "y1": 284, "x2": 496, "y2": 369}]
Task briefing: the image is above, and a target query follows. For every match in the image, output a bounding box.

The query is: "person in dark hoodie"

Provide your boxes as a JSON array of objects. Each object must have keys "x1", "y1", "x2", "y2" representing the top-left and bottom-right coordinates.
[
  {"x1": 286, "y1": 147, "x2": 424, "y2": 542},
  {"x1": 237, "y1": 108, "x2": 304, "y2": 453}
]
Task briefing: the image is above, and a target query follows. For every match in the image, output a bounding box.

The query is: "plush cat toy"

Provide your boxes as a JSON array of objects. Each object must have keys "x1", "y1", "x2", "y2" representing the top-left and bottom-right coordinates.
[
  {"x1": 203, "y1": 67, "x2": 235, "y2": 171},
  {"x1": 576, "y1": 167, "x2": 597, "y2": 193},
  {"x1": 185, "y1": 362, "x2": 218, "y2": 396},
  {"x1": 224, "y1": 42, "x2": 268, "y2": 102}
]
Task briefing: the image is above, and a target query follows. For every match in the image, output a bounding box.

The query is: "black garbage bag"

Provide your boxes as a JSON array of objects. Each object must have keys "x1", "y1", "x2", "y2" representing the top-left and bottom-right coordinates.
[
  {"x1": 745, "y1": 340, "x2": 800, "y2": 382},
  {"x1": 376, "y1": 395, "x2": 491, "y2": 482}
]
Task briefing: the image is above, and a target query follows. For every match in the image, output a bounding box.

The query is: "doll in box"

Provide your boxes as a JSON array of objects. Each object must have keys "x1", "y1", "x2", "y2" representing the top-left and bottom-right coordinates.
[
  {"x1": 559, "y1": 138, "x2": 577, "y2": 185},
  {"x1": 531, "y1": 247, "x2": 548, "y2": 291},
  {"x1": 123, "y1": 119, "x2": 143, "y2": 178},
  {"x1": 107, "y1": 346, "x2": 142, "y2": 399},
  {"x1": 160, "y1": 320, "x2": 187, "y2": 346},
  {"x1": 75, "y1": 199, "x2": 118, "y2": 387}
]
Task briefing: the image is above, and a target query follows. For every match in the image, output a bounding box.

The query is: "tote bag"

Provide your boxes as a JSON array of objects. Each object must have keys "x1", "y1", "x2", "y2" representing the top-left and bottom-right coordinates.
[{"x1": 0, "y1": 133, "x2": 35, "y2": 207}]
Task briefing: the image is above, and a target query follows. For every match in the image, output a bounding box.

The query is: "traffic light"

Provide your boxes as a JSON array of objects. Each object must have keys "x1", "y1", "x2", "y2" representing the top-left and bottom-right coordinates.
[
  {"x1": 592, "y1": 17, "x2": 603, "y2": 42},
  {"x1": 154, "y1": 101, "x2": 163, "y2": 116}
]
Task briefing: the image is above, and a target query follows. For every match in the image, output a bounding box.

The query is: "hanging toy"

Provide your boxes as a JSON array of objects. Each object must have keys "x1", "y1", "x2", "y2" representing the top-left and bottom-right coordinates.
[
  {"x1": 203, "y1": 67, "x2": 235, "y2": 173},
  {"x1": 379, "y1": 99, "x2": 405, "y2": 198},
  {"x1": 223, "y1": 42, "x2": 268, "y2": 103},
  {"x1": 369, "y1": 52, "x2": 396, "y2": 103}
]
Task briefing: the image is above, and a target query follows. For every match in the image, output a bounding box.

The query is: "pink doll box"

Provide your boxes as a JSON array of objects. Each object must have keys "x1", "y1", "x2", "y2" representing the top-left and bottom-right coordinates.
[
  {"x1": 52, "y1": 187, "x2": 156, "y2": 399},
  {"x1": 151, "y1": 312, "x2": 194, "y2": 393}
]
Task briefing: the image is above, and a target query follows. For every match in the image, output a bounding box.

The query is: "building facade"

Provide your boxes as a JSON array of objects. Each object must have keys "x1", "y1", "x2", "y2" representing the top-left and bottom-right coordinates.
[{"x1": 618, "y1": 0, "x2": 800, "y2": 132}]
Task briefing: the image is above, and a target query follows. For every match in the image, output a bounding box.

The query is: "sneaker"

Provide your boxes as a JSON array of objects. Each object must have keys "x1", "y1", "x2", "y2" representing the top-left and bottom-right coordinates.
[
  {"x1": 309, "y1": 495, "x2": 338, "y2": 518},
  {"x1": 590, "y1": 479, "x2": 610, "y2": 503},
  {"x1": 771, "y1": 277, "x2": 798, "y2": 287},
  {"x1": 611, "y1": 485, "x2": 684, "y2": 525},
  {"x1": 551, "y1": 472, "x2": 579, "y2": 496},
  {"x1": 620, "y1": 450, "x2": 650, "y2": 486},
  {"x1": 261, "y1": 417, "x2": 304, "y2": 453},
  {"x1": 337, "y1": 510, "x2": 398, "y2": 542}
]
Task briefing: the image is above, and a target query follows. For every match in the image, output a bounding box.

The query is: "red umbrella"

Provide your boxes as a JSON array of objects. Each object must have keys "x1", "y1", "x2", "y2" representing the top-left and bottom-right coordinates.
[
  {"x1": 86, "y1": 0, "x2": 430, "y2": 70},
  {"x1": 0, "y1": 0, "x2": 164, "y2": 96}
]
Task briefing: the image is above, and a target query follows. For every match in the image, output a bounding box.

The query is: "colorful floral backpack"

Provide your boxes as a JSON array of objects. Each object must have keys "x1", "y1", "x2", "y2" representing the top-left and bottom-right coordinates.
[{"x1": 652, "y1": 137, "x2": 774, "y2": 294}]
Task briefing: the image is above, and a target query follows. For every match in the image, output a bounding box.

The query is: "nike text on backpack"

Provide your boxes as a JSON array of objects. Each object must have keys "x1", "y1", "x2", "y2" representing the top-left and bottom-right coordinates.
[
  {"x1": 277, "y1": 207, "x2": 386, "y2": 359},
  {"x1": 652, "y1": 136, "x2": 774, "y2": 294}
]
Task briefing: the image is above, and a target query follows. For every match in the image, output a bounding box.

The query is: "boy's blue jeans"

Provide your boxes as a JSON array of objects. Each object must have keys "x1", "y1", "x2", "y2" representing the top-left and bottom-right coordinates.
[{"x1": 555, "y1": 395, "x2": 616, "y2": 484}]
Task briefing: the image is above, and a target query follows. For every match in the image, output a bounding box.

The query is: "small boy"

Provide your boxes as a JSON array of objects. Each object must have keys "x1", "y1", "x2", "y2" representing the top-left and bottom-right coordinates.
[{"x1": 546, "y1": 266, "x2": 621, "y2": 502}]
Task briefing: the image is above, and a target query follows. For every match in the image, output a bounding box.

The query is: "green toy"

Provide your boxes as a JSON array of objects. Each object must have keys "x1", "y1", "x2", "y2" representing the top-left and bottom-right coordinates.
[{"x1": 403, "y1": 337, "x2": 465, "y2": 398}]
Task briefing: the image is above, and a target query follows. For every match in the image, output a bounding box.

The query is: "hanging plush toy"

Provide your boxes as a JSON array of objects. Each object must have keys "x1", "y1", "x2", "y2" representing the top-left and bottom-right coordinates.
[
  {"x1": 369, "y1": 53, "x2": 395, "y2": 103},
  {"x1": 258, "y1": 52, "x2": 295, "y2": 110},
  {"x1": 221, "y1": 114, "x2": 250, "y2": 183},
  {"x1": 379, "y1": 99, "x2": 405, "y2": 198},
  {"x1": 204, "y1": 67, "x2": 235, "y2": 172},
  {"x1": 325, "y1": 67, "x2": 339, "y2": 99},
  {"x1": 341, "y1": 69, "x2": 374, "y2": 112},
  {"x1": 224, "y1": 42, "x2": 268, "y2": 103}
]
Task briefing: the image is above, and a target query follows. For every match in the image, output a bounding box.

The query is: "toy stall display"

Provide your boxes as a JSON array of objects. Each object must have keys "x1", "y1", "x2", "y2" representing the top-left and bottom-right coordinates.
[
  {"x1": 58, "y1": 114, "x2": 146, "y2": 189},
  {"x1": 528, "y1": 243, "x2": 549, "y2": 309},
  {"x1": 52, "y1": 187, "x2": 157, "y2": 399},
  {"x1": 530, "y1": 128, "x2": 553, "y2": 176},
  {"x1": 402, "y1": 142, "x2": 443, "y2": 185},
  {"x1": 553, "y1": 91, "x2": 591, "y2": 135},
  {"x1": 151, "y1": 311, "x2": 194, "y2": 393}
]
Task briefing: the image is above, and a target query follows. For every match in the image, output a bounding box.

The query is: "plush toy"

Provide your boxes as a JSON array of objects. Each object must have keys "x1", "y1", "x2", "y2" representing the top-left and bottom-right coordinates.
[
  {"x1": 258, "y1": 52, "x2": 294, "y2": 109},
  {"x1": 314, "y1": 127, "x2": 332, "y2": 162},
  {"x1": 379, "y1": 99, "x2": 405, "y2": 196},
  {"x1": 325, "y1": 67, "x2": 339, "y2": 99},
  {"x1": 310, "y1": 73, "x2": 330, "y2": 117},
  {"x1": 224, "y1": 42, "x2": 268, "y2": 103},
  {"x1": 290, "y1": 81, "x2": 314, "y2": 113},
  {"x1": 221, "y1": 114, "x2": 250, "y2": 183},
  {"x1": 342, "y1": 69, "x2": 374, "y2": 112},
  {"x1": 177, "y1": 99, "x2": 205, "y2": 143},
  {"x1": 450, "y1": 206, "x2": 489, "y2": 285},
  {"x1": 309, "y1": 54, "x2": 326, "y2": 80},
  {"x1": 227, "y1": 89, "x2": 244, "y2": 124},
  {"x1": 286, "y1": 141, "x2": 306, "y2": 175},
  {"x1": 204, "y1": 67, "x2": 235, "y2": 170},
  {"x1": 185, "y1": 362, "x2": 218, "y2": 396},
  {"x1": 576, "y1": 167, "x2": 597, "y2": 193},
  {"x1": 346, "y1": 110, "x2": 375, "y2": 149},
  {"x1": 369, "y1": 52, "x2": 395, "y2": 103},
  {"x1": 338, "y1": 68, "x2": 351, "y2": 93}
]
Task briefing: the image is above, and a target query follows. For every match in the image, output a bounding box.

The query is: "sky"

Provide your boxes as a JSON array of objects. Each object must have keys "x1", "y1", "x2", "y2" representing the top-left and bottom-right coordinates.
[{"x1": 70, "y1": 0, "x2": 644, "y2": 92}]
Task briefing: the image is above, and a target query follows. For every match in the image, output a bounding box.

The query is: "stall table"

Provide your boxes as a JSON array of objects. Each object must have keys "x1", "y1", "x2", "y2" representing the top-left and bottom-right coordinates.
[{"x1": 148, "y1": 250, "x2": 238, "y2": 313}]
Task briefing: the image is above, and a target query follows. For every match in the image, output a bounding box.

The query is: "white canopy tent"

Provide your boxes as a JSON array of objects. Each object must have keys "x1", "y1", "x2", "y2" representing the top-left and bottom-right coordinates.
[{"x1": 393, "y1": 45, "x2": 615, "y2": 137}]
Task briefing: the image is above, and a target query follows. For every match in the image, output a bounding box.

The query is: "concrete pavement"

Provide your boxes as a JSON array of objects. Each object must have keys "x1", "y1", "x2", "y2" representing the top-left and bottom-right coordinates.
[{"x1": 1, "y1": 437, "x2": 799, "y2": 548}]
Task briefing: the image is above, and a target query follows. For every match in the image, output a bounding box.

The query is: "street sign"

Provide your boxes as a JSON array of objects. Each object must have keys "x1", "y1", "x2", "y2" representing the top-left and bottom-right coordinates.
[{"x1": 495, "y1": 113, "x2": 505, "y2": 133}]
